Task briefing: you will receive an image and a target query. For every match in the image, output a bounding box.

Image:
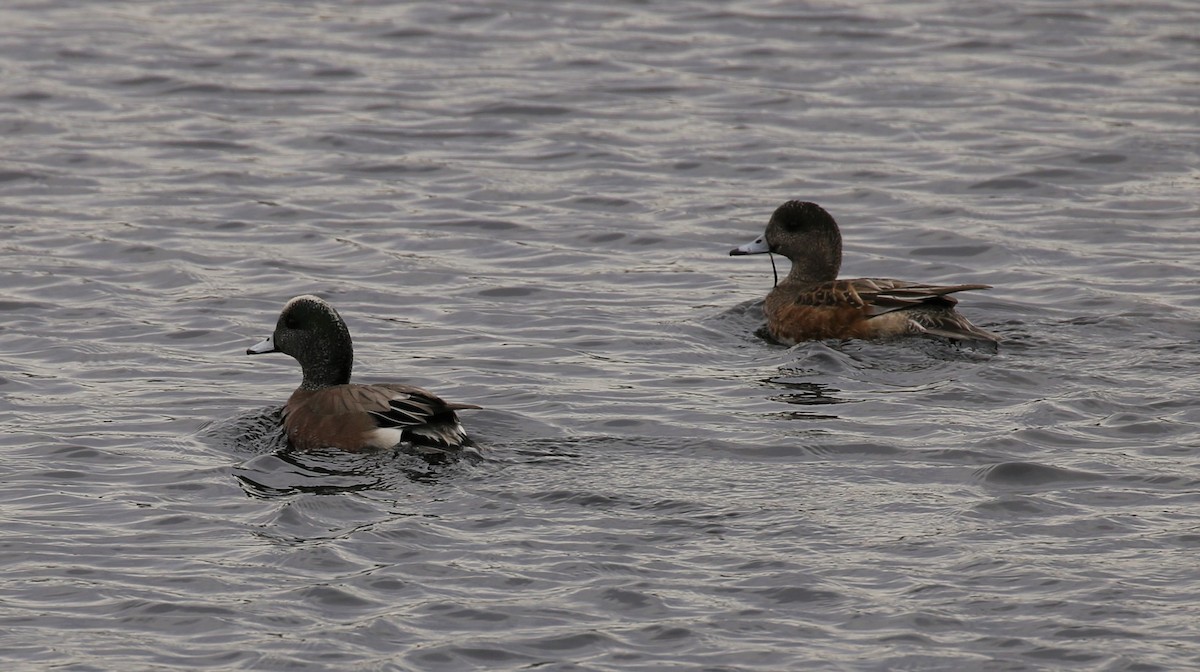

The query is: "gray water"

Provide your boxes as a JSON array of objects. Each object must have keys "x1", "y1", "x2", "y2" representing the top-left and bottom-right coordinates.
[{"x1": 2, "y1": 1, "x2": 1199, "y2": 670}]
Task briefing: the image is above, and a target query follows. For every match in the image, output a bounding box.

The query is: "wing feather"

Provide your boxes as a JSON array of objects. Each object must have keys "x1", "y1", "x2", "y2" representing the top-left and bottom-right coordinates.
[
  {"x1": 356, "y1": 387, "x2": 441, "y2": 429},
  {"x1": 846, "y1": 279, "x2": 991, "y2": 316}
]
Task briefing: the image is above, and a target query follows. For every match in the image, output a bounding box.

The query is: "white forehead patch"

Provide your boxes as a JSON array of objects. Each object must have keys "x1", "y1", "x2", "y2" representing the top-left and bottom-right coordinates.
[{"x1": 285, "y1": 294, "x2": 326, "y2": 310}]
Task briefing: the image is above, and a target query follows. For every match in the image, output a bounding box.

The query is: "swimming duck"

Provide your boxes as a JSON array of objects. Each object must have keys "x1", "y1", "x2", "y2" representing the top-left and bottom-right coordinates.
[
  {"x1": 730, "y1": 201, "x2": 999, "y2": 345},
  {"x1": 247, "y1": 295, "x2": 479, "y2": 454}
]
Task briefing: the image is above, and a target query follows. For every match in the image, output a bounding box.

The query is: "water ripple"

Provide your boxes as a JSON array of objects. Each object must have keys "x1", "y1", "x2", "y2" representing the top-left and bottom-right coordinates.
[{"x1": 1, "y1": 0, "x2": 1199, "y2": 669}]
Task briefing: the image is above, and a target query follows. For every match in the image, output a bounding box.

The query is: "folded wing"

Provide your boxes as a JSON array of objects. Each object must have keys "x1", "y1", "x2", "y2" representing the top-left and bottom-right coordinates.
[{"x1": 356, "y1": 384, "x2": 481, "y2": 451}]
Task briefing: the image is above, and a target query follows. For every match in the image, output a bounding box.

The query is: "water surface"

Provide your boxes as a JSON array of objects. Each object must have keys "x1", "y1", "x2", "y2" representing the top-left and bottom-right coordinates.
[{"x1": 2, "y1": 1, "x2": 1199, "y2": 670}]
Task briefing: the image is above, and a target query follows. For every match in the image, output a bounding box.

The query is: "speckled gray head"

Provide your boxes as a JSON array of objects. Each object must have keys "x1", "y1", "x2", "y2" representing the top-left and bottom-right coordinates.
[
  {"x1": 729, "y1": 201, "x2": 845, "y2": 286},
  {"x1": 247, "y1": 295, "x2": 355, "y2": 390}
]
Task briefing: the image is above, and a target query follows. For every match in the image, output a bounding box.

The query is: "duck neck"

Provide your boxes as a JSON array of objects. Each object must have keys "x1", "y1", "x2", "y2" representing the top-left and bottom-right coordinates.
[
  {"x1": 782, "y1": 230, "x2": 842, "y2": 285},
  {"x1": 299, "y1": 337, "x2": 354, "y2": 390},
  {"x1": 784, "y1": 253, "x2": 840, "y2": 286}
]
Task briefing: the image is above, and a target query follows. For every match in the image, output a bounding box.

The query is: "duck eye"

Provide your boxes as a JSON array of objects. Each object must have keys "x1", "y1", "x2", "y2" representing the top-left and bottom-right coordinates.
[{"x1": 284, "y1": 316, "x2": 300, "y2": 329}]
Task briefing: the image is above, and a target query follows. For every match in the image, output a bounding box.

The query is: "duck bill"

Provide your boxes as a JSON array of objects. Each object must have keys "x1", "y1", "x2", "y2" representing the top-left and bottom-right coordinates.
[
  {"x1": 729, "y1": 235, "x2": 771, "y2": 256},
  {"x1": 246, "y1": 335, "x2": 276, "y2": 355}
]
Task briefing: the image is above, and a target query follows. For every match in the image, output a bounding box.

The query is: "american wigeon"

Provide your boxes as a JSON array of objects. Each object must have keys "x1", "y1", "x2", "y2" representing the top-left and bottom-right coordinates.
[
  {"x1": 246, "y1": 295, "x2": 480, "y2": 455},
  {"x1": 730, "y1": 201, "x2": 999, "y2": 345}
]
